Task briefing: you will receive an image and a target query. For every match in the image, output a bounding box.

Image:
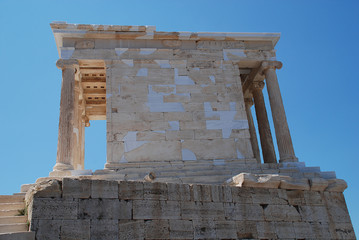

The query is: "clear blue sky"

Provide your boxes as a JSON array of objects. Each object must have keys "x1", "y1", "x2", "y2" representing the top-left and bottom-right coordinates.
[{"x1": 0, "y1": 0, "x2": 358, "y2": 234}]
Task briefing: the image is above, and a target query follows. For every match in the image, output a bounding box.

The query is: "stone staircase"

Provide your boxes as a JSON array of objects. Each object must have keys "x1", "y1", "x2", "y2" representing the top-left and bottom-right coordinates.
[{"x1": 0, "y1": 194, "x2": 34, "y2": 240}]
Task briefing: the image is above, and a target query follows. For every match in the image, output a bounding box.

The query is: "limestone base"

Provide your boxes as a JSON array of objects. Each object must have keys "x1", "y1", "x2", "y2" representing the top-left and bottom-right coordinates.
[
  {"x1": 49, "y1": 169, "x2": 93, "y2": 177},
  {"x1": 27, "y1": 178, "x2": 356, "y2": 239}
]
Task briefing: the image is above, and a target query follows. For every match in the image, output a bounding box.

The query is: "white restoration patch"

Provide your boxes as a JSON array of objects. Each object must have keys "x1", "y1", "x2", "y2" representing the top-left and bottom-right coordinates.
[
  {"x1": 136, "y1": 68, "x2": 148, "y2": 77},
  {"x1": 115, "y1": 48, "x2": 128, "y2": 56},
  {"x1": 182, "y1": 149, "x2": 197, "y2": 161},
  {"x1": 139, "y1": 48, "x2": 156, "y2": 55},
  {"x1": 174, "y1": 68, "x2": 194, "y2": 85}
]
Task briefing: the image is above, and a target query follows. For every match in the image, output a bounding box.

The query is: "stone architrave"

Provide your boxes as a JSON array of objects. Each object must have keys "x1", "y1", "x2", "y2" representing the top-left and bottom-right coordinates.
[
  {"x1": 251, "y1": 81, "x2": 277, "y2": 164},
  {"x1": 262, "y1": 61, "x2": 297, "y2": 162}
]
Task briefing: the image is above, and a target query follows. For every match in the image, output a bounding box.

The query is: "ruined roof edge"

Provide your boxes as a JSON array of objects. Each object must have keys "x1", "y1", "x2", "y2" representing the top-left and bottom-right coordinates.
[{"x1": 50, "y1": 22, "x2": 280, "y2": 56}]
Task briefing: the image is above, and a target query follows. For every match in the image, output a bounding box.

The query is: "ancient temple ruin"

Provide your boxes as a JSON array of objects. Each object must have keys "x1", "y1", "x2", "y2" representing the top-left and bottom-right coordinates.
[
  {"x1": 50, "y1": 22, "x2": 298, "y2": 182},
  {"x1": 0, "y1": 22, "x2": 355, "y2": 239}
]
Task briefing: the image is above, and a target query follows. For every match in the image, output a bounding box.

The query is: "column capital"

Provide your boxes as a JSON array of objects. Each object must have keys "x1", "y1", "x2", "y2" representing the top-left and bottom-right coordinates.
[
  {"x1": 251, "y1": 81, "x2": 265, "y2": 91},
  {"x1": 261, "y1": 61, "x2": 282, "y2": 74},
  {"x1": 56, "y1": 59, "x2": 79, "y2": 70}
]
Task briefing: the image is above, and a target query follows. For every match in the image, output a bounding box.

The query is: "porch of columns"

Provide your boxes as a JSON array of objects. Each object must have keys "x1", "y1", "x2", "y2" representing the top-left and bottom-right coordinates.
[
  {"x1": 53, "y1": 59, "x2": 85, "y2": 171},
  {"x1": 261, "y1": 61, "x2": 298, "y2": 162},
  {"x1": 251, "y1": 81, "x2": 277, "y2": 164},
  {"x1": 244, "y1": 98, "x2": 261, "y2": 164}
]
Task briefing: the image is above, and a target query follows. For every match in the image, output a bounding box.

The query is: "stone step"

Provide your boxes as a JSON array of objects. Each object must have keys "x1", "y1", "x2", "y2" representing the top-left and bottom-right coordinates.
[
  {"x1": 0, "y1": 211, "x2": 19, "y2": 218},
  {"x1": 0, "y1": 224, "x2": 28, "y2": 234},
  {"x1": 0, "y1": 231, "x2": 35, "y2": 240},
  {"x1": 156, "y1": 174, "x2": 233, "y2": 185},
  {"x1": 12, "y1": 193, "x2": 26, "y2": 197},
  {"x1": 112, "y1": 164, "x2": 258, "y2": 176},
  {"x1": 0, "y1": 217, "x2": 27, "y2": 225},
  {"x1": 0, "y1": 203, "x2": 24, "y2": 211},
  {"x1": 157, "y1": 169, "x2": 233, "y2": 178},
  {"x1": 0, "y1": 196, "x2": 24, "y2": 204}
]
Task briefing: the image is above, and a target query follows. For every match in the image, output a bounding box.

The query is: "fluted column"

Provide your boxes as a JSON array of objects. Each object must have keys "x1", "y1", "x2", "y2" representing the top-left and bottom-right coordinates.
[
  {"x1": 251, "y1": 81, "x2": 277, "y2": 163},
  {"x1": 244, "y1": 98, "x2": 261, "y2": 164},
  {"x1": 78, "y1": 102, "x2": 86, "y2": 170},
  {"x1": 262, "y1": 61, "x2": 297, "y2": 162},
  {"x1": 53, "y1": 59, "x2": 79, "y2": 171}
]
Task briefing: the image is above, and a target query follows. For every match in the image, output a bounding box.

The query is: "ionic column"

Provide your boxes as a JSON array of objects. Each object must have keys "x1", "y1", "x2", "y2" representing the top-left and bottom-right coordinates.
[
  {"x1": 53, "y1": 59, "x2": 79, "y2": 171},
  {"x1": 78, "y1": 102, "x2": 86, "y2": 170},
  {"x1": 262, "y1": 61, "x2": 297, "y2": 162},
  {"x1": 251, "y1": 81, "x2": 277, "y2": 163},
  {"x1": 244, "y1": 98, "x2": 261, "y2": 164}
]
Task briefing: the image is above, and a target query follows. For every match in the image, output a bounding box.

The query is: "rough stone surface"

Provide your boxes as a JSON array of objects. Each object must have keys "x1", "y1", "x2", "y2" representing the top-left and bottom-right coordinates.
[{"x1": 28, "y1": 179, "x2": 356, "y2": 239}]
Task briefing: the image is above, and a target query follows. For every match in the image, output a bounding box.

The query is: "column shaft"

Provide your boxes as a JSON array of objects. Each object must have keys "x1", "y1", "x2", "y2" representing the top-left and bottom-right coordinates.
[
  {"x1": 78, "y1": 103, "x2": 86, "y2": 170},
  {"x1": 264, "y1": 67, "x2": 297, "y2": 162},
  {"x1": 252, "y1": 82, "x2": 277, "y2": 163},
  {"x1": 244, "y1": 98, "x2": 261, "y2": 164},
  {"x1": 53, "y1": 59, "x2": 79, "y2": 171}
]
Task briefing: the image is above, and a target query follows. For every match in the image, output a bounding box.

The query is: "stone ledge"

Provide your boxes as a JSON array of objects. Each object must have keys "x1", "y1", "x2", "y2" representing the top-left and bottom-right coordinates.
[{"x1": 225, "y1": 173, "x2": 347, "y2": 192}]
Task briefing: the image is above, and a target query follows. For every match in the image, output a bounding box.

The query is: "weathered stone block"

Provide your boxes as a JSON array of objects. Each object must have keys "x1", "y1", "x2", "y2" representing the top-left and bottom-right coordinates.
[
  {"x1": 279, "y1": 176, "x2": 310, "y2": 190},
  {"x1": 274, "y1": 221, "x2": 295, "y2": 239},
  {"x1": 30, "y1": 180, "x2": 62, "y2": 199},
  {"x1": 133, "y1": 199, "x2": 180, "y2": 219},
  {"x1": 169, "y1": 219, "x2": 194, "y2": 239},
  {"x1": 236, "y1": 220, "x2": 258, "y2": 239},
  {"x1": 90, "y1": 219, "x2": 118, "y2": 240},
  {"x1": 191, "y1": 184, "x2": 212, "y2": 202},
  {"x1": 119, "y1": 220, "x2": 145, "y2": 240},
  {"x1": 311, "y1": 221, "x2": 332, "y2": 239},
  {"x1": 144, "y1": 220, "x2": 170, "y2": 239},
  {"x1": 223, "y1": 203, "x2": 264, "y2": 221},
  {"x1": 125, "y1": 140, "x2": 182, "y2": 162},
  {"x1": 193, "y1": 219, "x2": 216, "y2": 239},
  {"x1": 222, "y1": 186, "x2": 233, "y2": 203},
  {"x1": 331, "y1": 222, "x2": 356, "y2": 239},
  {"x1": 119, "y1": 181, "x2": 143, "y2": 200},
  {"x1": 263, "y1": 204, "x2": 301, "y2": 222},
  {"x1": 75, "y1": 40, "x2": 95, "y2": 49},
  {"x1": 231, "y1": 187, "x2": 252, "y2": 204},
  {"x1": 256, "y1": 221, "x2": 277, "y2": 239},
  {"x1": 164, "y1": 112, "x2": 192, "y2": 121},
  {"x1": 61, "y1": 220, "x2": 90, "y2": 240},
  {"x1": 136, "y1": 112, "x2": 164, "y2": 122},
  {"x1": 299, "y1": 205, "x2": 329, "y2": 222},
  {"x1": 167, "y1": 182, "x2": 191, "y2": 201},
  {"x1": 268, "y1": 188, "x2": 289, "y2": 205},
  {"x1": 210, "y1": 185, "x2": 223, "y2": 202},
  {"x1": 303, "y1": 190, "x2": 324, "y2": 206},
  {"x1": 286, "y1": 189, "x2": 306, "y2": 205},
  {"x1": 165, "y1": 130, "x2": 194, "y2": 140},
  {"x1": 227, "y1": 173, "x2": 281, "y2": 189},
  {"x1": 194, "y1": 129, "x2": 222, "y2": 139},
  {"x1": 91, "y1": 180, "x2": 118, "y2": 198},
  {"x1": 79, "y1": 199, "x2": 131, "y2": 220},
  {"x1": 32, "y1": 198, "x2": 78, "y2": 220},
  {"x1": 181, "y1": 201, "x2": 225, "y2": 220},
  {"x1": 143, "y1": 182, "x2": 168, "y2": 200},
  {"x1": 293, "y1": 221, "x2": 315, "y2": 239},
  {"x1": 309, "y1": 177, "x2": 328, "y2": 191},
  {"x1": 136, "y1": 131, "x2": 165, "y2": 141},
  {"x1": 215, "y1": 220, "x2": 237, "y2": 239},
  {"x1": 326, "y1": 178, "x2": 348, "y2": 192},
  {"x1": 182, "y1": 139, "x2": 236, "y2": 160},
  {"x1": 32, "y1": 219, "x2": 61, "y2": 239},
  {"x1": 63, "y1": 178, "x2": 91, "y2": 199}
]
